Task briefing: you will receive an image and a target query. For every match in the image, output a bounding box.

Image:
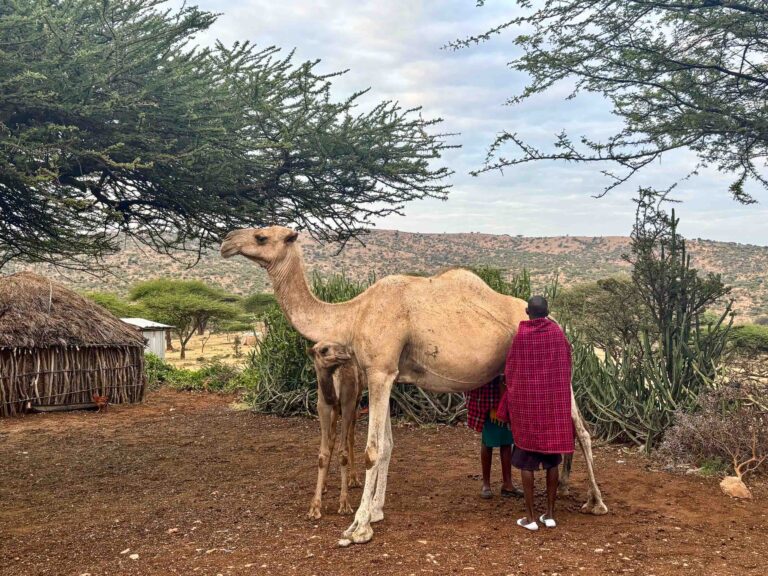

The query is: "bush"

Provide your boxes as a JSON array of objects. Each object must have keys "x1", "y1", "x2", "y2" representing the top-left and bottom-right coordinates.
[
  {"x1": 166, "y1": 361, "x2": 241, "y2": 393},
  {"x1": 144, "y1": 352, "x2": 175, "y2": 391},
  {"x1": 659, "y1": 382, "x2": 768, "y2": 479},
  {"x1": 729, "y1": 324, "x2": 768, "y2": 353}
]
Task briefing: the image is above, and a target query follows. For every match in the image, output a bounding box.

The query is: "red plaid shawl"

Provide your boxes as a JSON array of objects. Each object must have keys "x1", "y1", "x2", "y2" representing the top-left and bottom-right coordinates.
[
  {"x1": 498, "y1": 318, "x2": 574, "y2": 454},
  {"x1": 465, "y1": 376, "x2": 504, "y2": 433}
]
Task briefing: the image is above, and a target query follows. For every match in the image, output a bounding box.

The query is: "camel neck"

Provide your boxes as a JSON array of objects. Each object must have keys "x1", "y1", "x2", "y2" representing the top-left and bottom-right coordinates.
[{"x1": 267, "y1": 246, "x2": 352, "y2": 343}]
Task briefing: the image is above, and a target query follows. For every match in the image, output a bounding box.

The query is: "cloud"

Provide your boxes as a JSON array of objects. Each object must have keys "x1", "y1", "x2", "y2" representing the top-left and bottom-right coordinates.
[{"x1": 168, "y1": 0, "x2": 768, "y2": 244}]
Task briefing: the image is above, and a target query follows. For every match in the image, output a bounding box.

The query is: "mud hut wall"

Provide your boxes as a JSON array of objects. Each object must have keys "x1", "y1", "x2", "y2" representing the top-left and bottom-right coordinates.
[{"x1": 0, "y1": 346, "x2": 146, "y2": 417}]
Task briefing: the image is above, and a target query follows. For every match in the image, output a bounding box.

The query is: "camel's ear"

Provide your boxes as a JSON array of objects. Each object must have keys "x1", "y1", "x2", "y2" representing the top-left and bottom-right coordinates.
[{"x1": 285, "y1": 231, "x2": 299, "y2": 244}]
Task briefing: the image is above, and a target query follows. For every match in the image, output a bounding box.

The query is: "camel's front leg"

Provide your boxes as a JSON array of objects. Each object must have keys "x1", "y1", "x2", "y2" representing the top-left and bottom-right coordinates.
[
  {"x1": 323, "y1": 407, "x2": 340, "y2": 493},
  {"x1": 308, "y1": 399, "x2": 335, "y2": 520},
  {"x1": 570, "y1": 390, "x2": 608, "y2": 515},
  {"x1": 371, "y1": 406, "x2": 392, "y2": 523},
  {"x1": 340, "y1": 370, "x2": 396, "y2": 546}
]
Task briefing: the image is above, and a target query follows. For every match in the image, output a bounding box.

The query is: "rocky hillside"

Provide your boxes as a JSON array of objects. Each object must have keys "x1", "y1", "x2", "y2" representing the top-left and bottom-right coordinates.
[{"x1": 5, "y1": 230, "x2": 768, "y2": 318}]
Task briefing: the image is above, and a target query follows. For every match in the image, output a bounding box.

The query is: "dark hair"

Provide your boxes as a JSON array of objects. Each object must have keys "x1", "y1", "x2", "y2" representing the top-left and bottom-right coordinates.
[{"x1": 527, "y1": 295, "x2": 549, "y2": 319}]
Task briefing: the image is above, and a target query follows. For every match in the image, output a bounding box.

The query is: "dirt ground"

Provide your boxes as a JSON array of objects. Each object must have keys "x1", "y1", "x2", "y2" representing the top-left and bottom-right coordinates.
[{"x1": 1, "y1": 391, "x2": 766, "y2": 576}]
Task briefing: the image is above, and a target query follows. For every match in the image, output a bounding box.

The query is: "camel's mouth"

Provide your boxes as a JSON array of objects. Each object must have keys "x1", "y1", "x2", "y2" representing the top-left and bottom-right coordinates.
[{"x1": 220, "y1": 241, "x2": 240, "y2": 259}]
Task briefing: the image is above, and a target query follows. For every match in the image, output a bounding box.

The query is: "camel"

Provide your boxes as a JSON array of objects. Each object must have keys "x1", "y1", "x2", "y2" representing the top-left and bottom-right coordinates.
[
  {"x1": 221, "y1": 226, "x2": 608, "y2": 546},
  {"x1": 307, "y1": 341, "x2": 365, "y2": 519}
]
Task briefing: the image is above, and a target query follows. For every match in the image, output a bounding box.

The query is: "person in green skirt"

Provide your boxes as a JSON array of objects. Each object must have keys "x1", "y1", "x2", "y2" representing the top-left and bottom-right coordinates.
[{"x1": 466, "y1": 375, "x2": 522, "y2": 499}]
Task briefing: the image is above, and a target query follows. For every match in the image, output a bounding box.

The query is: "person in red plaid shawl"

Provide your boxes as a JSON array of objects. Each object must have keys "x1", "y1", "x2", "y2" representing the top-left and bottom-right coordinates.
[
  {"x1": 465, "y1": 375, "x2": 522, "y2": 499},
  {"x1": 498, "y1": 295, "x2": 574, "y2": 531}
]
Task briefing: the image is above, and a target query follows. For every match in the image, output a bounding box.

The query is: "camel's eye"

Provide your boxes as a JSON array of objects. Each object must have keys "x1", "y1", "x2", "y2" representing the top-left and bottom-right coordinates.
[
  {"x1": 320, "y1": 346, "x2": 328, "y2": 354},
  {"x1": 255, "y1": 234, "x2": 268, "y2": 245}
]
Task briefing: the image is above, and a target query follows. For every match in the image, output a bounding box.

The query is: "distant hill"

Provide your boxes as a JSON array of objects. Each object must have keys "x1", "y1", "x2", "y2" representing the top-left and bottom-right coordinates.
[{"x1": 5, "y1": 230, "x2": 768, "y2": 319}]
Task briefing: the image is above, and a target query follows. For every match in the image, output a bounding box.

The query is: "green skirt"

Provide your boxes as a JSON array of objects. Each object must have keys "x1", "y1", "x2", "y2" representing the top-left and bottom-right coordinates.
[{"x1": 481, "y1": 413, "x2": 513, "y2": 448}]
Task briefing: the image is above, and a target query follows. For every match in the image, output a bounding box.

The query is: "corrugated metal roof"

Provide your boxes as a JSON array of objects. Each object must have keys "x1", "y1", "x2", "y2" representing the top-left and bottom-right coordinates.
[{"x1": 120, "y1": 318, "x2": 174, "y2": 330}]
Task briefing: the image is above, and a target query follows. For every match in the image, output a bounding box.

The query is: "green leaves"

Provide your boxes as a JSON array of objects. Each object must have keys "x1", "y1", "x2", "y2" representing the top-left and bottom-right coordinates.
[
  {"x1": 454, "y1": 1, "x2": 768, "y2": 200},
  {"x1": 0, "y1": 0, "x2": 454, "y2": 268},
  {"x1": 129, "y1": 278, "x2": 240, "y2": 358}
]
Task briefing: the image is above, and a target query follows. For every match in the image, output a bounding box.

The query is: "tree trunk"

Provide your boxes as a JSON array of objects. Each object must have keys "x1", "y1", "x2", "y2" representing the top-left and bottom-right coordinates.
[{"x1": 165, "y1": 331, "x2": 175, "y2": 351}]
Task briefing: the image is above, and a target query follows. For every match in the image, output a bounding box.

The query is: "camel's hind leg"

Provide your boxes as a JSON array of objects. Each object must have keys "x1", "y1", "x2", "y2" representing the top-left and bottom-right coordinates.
[
  {"x1": 570, "y1": 390, "x2": 608, "y2": 515},
  {"x1": 341, "y1": 370, "x2": 396, "y2": 546},
  {"x1": 308, "y1": 398, "x2": 336, "y2": 519}
]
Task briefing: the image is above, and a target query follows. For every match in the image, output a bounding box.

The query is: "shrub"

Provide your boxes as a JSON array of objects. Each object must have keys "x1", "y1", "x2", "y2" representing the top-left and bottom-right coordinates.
[
  {"x1": 659, "y1": 381, "x2": 768, "y2": 479},
  {"x1": 144, "y1": 352, "x2": 175, "y2": 391},
  {"x1": 729, "y1": 324, "x2": 768, "y2": 353},
  {"x1": 166, "y1": 361, "x2": 241, "y2": 393}
]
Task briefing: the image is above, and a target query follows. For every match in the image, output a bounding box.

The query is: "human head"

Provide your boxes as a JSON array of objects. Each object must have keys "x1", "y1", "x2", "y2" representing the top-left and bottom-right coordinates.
[{"x1": 526, "y1": 295, "x2": 549, "y2": 319}]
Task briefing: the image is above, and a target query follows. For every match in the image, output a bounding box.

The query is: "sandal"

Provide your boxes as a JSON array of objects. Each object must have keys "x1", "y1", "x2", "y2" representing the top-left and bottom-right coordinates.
[
  {"x1": 538, "y1": 514, "x2": 557, "y2": 528},
  {"x1": 480, "y1": 486, "x2": 493, "y2": 499},
  {"x1": 501, "y1": 487, "x2": 524, "y2": 498},
  {"x1": 516, "y1": 517, "x2": 539, "y2": 531}
]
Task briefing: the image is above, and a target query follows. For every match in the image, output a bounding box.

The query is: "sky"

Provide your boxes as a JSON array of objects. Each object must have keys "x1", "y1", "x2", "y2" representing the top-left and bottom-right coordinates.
[{"x1": 170, "y1": 0, "x2": 768, "y2": 245}]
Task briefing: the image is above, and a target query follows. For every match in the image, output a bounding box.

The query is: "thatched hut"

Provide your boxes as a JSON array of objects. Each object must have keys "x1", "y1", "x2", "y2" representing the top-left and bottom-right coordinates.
[{"x1": 0, "y1": 272, "x2": 146, "y2": 417}]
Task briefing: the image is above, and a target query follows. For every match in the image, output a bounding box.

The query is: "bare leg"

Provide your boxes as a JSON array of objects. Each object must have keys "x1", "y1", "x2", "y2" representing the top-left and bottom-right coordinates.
[
  {"x1": 545, "y1": 465, "x2": 559, "y2": 520},
  {"x1": 342, "y1": 370, "x2": 396, "y2": 545},
  {"x1": 481, "y1": 443, "x2": 492, "y2": 493},
  {"x1": 500, "y1": 445, "x2": 514, "y2": 491},
  {"x1": 520, "y1": 469, "x2": 536, "y2": 523},
  {"x1": 308, "y1": 399, "x2": 333, "y2": 519},
  {"x1": 559, "y1": 453, "x2": 573, "y2": 496}
]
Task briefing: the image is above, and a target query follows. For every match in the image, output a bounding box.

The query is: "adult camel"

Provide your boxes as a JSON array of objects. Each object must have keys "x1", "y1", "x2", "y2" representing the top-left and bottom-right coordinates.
[{"x1": 221, "y1": 226, "x2": 607, "y2": 545}]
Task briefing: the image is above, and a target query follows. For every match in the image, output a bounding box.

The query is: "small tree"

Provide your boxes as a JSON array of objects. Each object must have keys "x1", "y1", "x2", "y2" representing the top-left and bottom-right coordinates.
[
  {"x1": 570, "y1": 190, "x2": 734, "y2": 449},
  {"x1": 85, "y1": 291, "x2": 146, "y2": 318},
  {"x1": 130, "y1": 280, "x2": 240, "y2": 359},
  {"x1": 628, "y1": 188, "x2": 733, "y2": 381}
]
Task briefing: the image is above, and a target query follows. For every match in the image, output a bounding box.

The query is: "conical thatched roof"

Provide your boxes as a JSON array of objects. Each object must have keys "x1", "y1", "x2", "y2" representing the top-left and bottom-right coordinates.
[{"x1": 0, "y1": 272, "x2": 144, "y2": 349}]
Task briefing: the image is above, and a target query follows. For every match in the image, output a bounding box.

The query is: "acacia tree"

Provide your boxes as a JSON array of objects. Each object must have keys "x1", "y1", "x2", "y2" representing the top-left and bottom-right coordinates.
[
  {"x1": 450, "y1": 1, "x2": 767, "y2": 201},
  {"x1": 130, "y1": 279, "x2": 240, "y2": 359},
  {"x1": 0, "y1": 0, "x2": 454, "y2": 268}
]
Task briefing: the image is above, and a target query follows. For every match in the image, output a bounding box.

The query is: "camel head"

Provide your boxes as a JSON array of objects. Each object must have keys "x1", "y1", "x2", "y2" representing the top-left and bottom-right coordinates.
[
  {"x1": 308, "y1": 342, "x2": 353, "y2": 371},
  {"x1": 220, "y1": 226, "x2": 299, "y2": 268}
]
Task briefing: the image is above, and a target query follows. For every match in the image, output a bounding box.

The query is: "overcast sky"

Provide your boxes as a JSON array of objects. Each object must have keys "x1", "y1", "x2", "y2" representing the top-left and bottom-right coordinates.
[{"x1": 173, "y1": 0, "x2": 768, "y2": 245}]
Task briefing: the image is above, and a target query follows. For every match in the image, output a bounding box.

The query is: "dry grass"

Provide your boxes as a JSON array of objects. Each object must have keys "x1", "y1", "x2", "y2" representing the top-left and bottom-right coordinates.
[{"x1": 164, "y1": 331, "x2": 259, "y2": 369}]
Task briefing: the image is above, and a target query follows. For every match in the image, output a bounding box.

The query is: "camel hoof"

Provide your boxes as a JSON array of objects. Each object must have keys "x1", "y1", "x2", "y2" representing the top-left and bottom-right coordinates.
[
  {"x1": 371, "y1": 509, "x2": 384, "y2": 523},
  {"x1": 348, "y1": 476, "x2": 362, "y2": 489},
  {"x1": 307, "y1": 504, "x2": 322, "y2": 520},
  {"x1": 338, "y1": 500, "x2": 354, "y2": 515},
  {"x1": 349, "y1": 524, "x2": 374, "y2": 544},
  {"x1": 581, "y1": 500, "x2": 609, "y2": 515}
]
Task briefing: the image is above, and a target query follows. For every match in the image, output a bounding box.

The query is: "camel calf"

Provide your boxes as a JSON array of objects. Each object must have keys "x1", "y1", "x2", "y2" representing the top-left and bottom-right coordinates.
[{"x1": 307, "y1": 342, "x2": 365, "y2": 519}]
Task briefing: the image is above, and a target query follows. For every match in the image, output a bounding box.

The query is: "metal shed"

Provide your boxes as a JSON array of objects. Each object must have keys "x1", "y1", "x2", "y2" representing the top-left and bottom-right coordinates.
[{"x1": 120, "y1": 318, "x2": 174, "y2": 359}]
